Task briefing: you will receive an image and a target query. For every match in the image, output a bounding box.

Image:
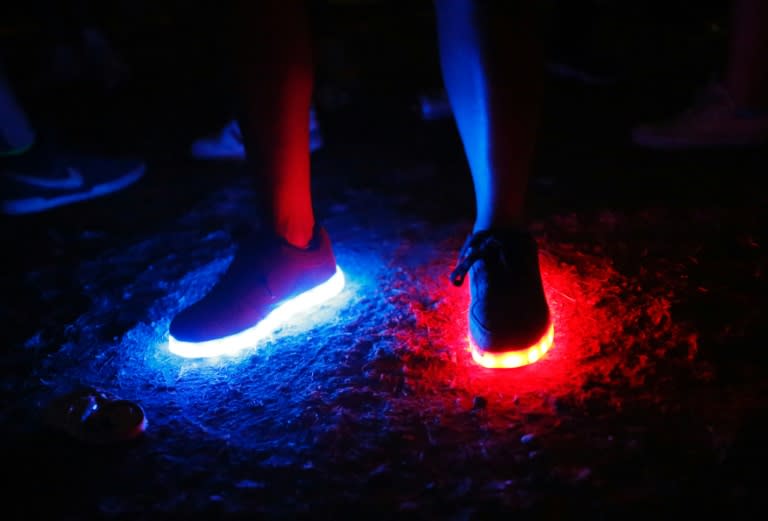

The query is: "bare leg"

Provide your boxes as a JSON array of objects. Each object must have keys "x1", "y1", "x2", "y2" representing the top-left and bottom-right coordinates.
[
  {"x1": 724, "y1": 0, "x2": 768, "y2": 110},
  {"x1": 437, "y1": 1, "x2": 551, "y2": 366},
  {"x1": 435, "y1": 0, "x2": 543, "y2": 232},
  {"x1": 234, "y1": 0, "x2": 315, "y2": 248},
  {"x1": 168, "y1": 0, "x2": 341, "y2": 352}
]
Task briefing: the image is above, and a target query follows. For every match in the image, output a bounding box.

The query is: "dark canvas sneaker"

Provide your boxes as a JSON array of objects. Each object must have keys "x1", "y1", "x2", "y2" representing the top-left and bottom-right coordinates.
[
  {"x1": 1, "y1": 155, "x2": 145, "y2": 215},
  {"x1": 190, "y1": 108, "x2": 324, "y2": 160},
  {"x1": 451, "y1": 229, "x2": 553, "y2": 368},
  {"x1": 168, "y1": 225, "x2": 344, "y2": 358}
]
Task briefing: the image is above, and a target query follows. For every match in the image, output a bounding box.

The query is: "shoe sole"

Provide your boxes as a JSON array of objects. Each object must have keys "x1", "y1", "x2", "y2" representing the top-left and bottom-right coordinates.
[
  {"x1": 168, "y1": 266, "x2": 345, "y2": 359},
  {"x1": 469, "y1": 321, "x2": 554, "y2": 369},
  {"x1": 2, "y1": 163, "x2": 145, "y2": 215}
]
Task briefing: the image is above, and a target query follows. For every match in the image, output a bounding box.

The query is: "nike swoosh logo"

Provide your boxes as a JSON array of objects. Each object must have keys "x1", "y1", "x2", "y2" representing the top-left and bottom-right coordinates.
[{"x1": 8, "y1": 167, "x2": 85, "y2": 189}]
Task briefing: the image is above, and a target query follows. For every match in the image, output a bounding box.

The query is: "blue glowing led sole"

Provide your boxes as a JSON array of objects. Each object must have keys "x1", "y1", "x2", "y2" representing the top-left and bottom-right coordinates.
[{"x1": 168, "y1": 267, "x2": 345, "y2": 359}]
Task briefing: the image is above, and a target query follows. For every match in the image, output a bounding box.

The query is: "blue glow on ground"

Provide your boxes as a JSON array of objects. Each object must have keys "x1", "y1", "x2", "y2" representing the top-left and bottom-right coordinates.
[{"x1": 168, "y1": 266, "x2": 346, "y2": 359}]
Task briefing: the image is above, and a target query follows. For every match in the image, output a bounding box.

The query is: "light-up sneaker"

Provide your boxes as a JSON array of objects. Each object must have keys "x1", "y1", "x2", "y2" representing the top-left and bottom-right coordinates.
[
  {"x1": 451, "y1": 229, "x2": 553, "y2": 369},
  {"x1": 168, "y1": 225, "x2": 344, "y2": 358},
  {"x1": 190, "y1": 108, "x2": 324, "y2": 160}
]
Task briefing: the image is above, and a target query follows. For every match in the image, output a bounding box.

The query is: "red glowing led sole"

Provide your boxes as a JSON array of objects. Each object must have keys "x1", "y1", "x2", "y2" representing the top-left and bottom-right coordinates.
[{"x1": 469, "y1": 322, "x2": 555, "y2": 369}]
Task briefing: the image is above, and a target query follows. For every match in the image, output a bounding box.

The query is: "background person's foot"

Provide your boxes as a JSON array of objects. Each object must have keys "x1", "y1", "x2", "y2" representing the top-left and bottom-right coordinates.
[
  {"x1": 1, "y1": 152, "x2": 145, "y2": 215},
  {"x1": 632, "y1": 84, "x2": 768, "y2": 149},
  {"x1": 45, "y1": 388, "x2": 147, "y2": 444},
  {"x1": 190, "y1": 108, "x2": 324, "y2": 160},
  {"x1": 451, "y1": 229, "x2": 552, "y2": 369},
  {"x1": 168, "y1": 225, "x2": 343, "y2": 358}
]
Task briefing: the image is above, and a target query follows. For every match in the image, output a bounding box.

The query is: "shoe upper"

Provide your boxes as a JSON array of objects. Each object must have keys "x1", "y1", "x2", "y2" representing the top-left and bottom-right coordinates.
[{"x1": 451, "y1": 229, "x2": 551, "y2": 351}]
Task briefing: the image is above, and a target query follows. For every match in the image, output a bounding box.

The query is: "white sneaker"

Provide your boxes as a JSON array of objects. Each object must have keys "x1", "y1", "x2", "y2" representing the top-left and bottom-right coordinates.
[
  {"x1": 632, "y1": 84, "x2": 768, "y2": 149},
  {"x1": 190, "y1": 108, "x2": 324, "y2": 160}
]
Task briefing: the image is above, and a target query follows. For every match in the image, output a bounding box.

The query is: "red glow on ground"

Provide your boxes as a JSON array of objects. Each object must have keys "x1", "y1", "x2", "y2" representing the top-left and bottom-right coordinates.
[
  {"x1": 469, "y1": 322, "x2": 555, "y2": 369},
  {"x1": 380, "y1": 229, "x2": 699, "y2": 432},
  {"x1": 390, "y1": 240, "x2": 638, "y2": 412}
]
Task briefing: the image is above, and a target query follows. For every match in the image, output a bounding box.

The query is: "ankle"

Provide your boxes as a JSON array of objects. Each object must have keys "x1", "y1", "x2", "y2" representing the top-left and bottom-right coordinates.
[
  {"x1": 473, "y1": 216, "x2": 525, "y2": 234},
  {"x1": 275, "y1": 218, "x2": 315, "y2": 249}
]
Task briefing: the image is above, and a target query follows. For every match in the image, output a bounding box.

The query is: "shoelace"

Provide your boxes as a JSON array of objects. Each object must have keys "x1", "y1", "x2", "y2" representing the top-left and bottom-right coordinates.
[{"x1": 450, "y1": 231, "x2": 510, "y2": 287}]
